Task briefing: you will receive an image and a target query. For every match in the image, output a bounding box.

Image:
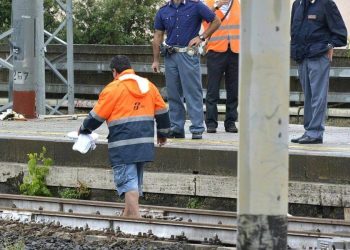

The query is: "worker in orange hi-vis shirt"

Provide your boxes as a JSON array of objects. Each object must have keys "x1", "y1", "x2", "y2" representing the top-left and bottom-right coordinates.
[
  {"x1": 78, "y1": 55, "x2": 170, "y2": 218},
  {"x1": 202, "y1": 0, "x2": 240, "y2": 134}
]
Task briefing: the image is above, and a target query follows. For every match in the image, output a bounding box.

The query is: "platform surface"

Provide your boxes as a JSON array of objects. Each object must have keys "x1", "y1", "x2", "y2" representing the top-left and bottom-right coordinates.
[
  {"x1": 1, "y1": 118, "x2": 350, "y2": 205},
  {"x1": 1, "y1": 118, "x2": 350, "y2": 158}
]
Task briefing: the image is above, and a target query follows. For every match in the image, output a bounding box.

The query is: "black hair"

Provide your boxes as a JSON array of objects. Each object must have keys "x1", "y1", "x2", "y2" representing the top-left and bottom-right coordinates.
[{"x1": 110, "y1": 55, "x2": 132, "y2": 73}]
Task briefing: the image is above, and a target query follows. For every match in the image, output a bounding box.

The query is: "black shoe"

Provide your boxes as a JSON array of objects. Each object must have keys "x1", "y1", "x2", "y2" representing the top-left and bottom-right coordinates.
[
  {"x1": 225, "y1": 124, "x2": 238, "y2": 133},
  {"x1": 167, "y1": 130, "x2": 185, "y2": 139},
  {"x1": 192, "y1": 132, "x2": 203, "y2": 139},
  {"x1": 207, "y1": 127, "x2": 217, "y2": 133},
  {"x1": 298, "y1": 136, "x2": 323, "y2": 144},
  {"x1": 291, "y1": 134, "x2": 306, "y2": 143}
]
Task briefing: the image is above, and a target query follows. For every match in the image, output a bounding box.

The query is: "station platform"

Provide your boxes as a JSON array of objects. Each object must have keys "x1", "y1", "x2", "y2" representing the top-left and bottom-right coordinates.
[{"x1": 1, "y1": 117, "x2": 350, "y2": 210}]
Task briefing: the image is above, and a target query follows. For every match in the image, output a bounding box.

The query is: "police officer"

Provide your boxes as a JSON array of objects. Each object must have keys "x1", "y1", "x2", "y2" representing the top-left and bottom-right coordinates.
[
  {"x1": 152, "y1": 0, "x2": 221, "y2": 140},
  {"x1": 290, "y1": 0, "x2": 347, "y2": 144}
]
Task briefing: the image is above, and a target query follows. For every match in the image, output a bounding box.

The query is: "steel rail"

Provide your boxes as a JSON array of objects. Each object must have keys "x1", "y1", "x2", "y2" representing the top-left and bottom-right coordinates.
[
  {"x1": 1, "y1": 194, "x2": 350, "y2": 239},
  {"x1": 1, "y1": 206, "x2": 350, "y2": 249},
  {"x1": 2, "y1": 194, "x2": 350, "y2": 248},
  {"x1": 0, "y1": 207, "x2": 234, "y2": 246},
  {"x1": 0, "y1": 194, "x2": 234, "y2": 225}
]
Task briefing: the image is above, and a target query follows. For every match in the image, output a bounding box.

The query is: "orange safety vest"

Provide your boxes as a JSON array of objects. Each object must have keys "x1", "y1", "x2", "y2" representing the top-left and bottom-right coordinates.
[
  {"x1": 203, "y1": 0, "x2": 240, "y2": 53},
  {"x1": 81, "y1": 69, "x2": 170, "y2": 165}
]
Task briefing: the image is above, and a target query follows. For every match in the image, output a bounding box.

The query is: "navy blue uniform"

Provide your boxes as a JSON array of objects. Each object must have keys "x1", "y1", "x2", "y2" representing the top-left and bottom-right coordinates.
[
  {"x1": 291, "y1": 0, "x2": 347, "y2": 63},
  {"x1": 290, "y1": 0, "x2": 347, "y2": 144},
  {"x1": 154, "y1": 0, "x2": 215, "y2": 47}
]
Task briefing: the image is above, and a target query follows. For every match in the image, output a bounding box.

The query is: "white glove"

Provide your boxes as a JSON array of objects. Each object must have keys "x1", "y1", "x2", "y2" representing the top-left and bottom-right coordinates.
[{"x1": 67, "y1": 131, "x2": 99, "y2": 154}]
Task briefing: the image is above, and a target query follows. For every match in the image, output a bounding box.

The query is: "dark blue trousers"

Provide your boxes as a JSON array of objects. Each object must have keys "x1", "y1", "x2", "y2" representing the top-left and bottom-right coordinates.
[{"x1": 205, "y1": 49, "x2": 239, "y2": 129}]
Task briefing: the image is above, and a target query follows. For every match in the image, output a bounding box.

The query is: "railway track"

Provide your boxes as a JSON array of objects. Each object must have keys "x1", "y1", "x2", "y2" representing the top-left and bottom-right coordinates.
[{"x1": 1, "y1": 194, "x2": 350, "y2": 249}]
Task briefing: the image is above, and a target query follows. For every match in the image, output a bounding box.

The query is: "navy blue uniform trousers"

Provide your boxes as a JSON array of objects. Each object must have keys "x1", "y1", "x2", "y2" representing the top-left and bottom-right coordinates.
[{"x1": 205, "y1": 49, "x2": 239, "y2": 129}]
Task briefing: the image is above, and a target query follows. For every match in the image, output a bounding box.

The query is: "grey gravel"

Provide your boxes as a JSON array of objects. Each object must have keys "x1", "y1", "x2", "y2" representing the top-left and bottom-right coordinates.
[{"x1": 0, "y1": 219, "x2": 185, "y2": 250}]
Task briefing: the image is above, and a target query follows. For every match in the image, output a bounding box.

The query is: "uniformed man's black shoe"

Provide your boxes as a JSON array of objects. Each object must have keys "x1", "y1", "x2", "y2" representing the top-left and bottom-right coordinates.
[
  {"x1": 291, "y1": 134, "x2": 306, "y2": 143},
  {"x1": 167, "y1": 130, "x2": 185, "y2": 139},
  {"x1": 192, "y1": 132, "x2": 203, "y2": 139},
  {"x1": 207, "y1": 127, "x2": 217, "y2": 133},
  {"x1": 298, "y1": 136, "x2": 323, "y2": 144},
  {"x1": 225, "y1": 124, "x2": 238, "y2": 133}
]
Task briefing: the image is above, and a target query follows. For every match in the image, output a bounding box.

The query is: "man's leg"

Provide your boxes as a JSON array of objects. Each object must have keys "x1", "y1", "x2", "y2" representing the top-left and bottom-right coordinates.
[
  {"x1": 124, "y1": 191, "x2": 140, "y2": 218},
  {"x1": 205, "y1": 51, "x2": 225, "y2": 130},
  {"x1": 112, "y1": 163, "x2": 141, "y2": 218},
  {"x1": 225, "y1": 51, "x2": 239, "y2": 130},
  {"x1": 165, "y1": 54, "x2": 186, "y2": 135},
  {"x1": 298, "y1": 59, "x2": 312, "y2": 132},
  {"x1": 123, "y1": 162, "x2": 145, "y2": 218}
]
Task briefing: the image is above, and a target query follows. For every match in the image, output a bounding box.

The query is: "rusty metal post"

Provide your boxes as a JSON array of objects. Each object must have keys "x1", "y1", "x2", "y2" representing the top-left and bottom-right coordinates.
[
  {"x1": 237, "y1": 1, "x2": 290, "y2": 249},
  {"x1": 12, "y1": 0, "x2": 36, "y2": 118}
]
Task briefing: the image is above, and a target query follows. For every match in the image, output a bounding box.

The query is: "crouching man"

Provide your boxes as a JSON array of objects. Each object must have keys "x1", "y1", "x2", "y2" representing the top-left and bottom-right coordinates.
[{"x1": 78, "y1": 55, "x2": 170, "y2": 218}]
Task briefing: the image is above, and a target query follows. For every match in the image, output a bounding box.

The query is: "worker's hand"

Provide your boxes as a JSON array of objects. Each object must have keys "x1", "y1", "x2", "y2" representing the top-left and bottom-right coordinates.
[
  {"x1": 216, "y1": 0, "x2": 230, "y2": 8},
  {"x1": 77, "y1": 127, "x2": 81, "y2": 136},
  {"x1": 327, "y1": 47, "x2": 334, "y2": 62},
  {"x1": 157, "y1": 137, "x2": 167, "y2": 146},
  {"x1": 188, "y1": 36, "x2": 201, "y2": 48},
  {"x1": 152, "y1": 61, "x2": 160, "y2": 73}
]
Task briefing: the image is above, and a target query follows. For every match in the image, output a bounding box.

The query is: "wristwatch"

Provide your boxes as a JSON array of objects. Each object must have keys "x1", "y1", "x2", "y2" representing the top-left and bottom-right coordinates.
[
  {"x1": 199, "y1": 34, "x2": 206, "y2": 42},
  {"x1": 213, "y1": 0, "x2": 220, "y2": 10}
]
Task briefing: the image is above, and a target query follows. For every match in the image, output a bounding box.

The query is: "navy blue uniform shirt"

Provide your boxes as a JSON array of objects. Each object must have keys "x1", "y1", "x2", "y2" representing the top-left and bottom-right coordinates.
[
  {"x1": 291, "y1": 0, "x2": 347, "y2": 63},
  {"x1": 154, "y1": 0, "x2": 215, "y2": 47}
]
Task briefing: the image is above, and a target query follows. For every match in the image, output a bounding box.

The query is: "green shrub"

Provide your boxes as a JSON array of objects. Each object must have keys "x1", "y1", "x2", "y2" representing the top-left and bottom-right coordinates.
[
  {"x1": 187, "y1": 197, "x2": 203, "y2": 209},
  {"x1": 59, "y1": 181, "x2": 91, "y2": 200},
  {"x1": 19, "y1": 147, "x2": 53, "y2": 197},
  {"x1": 4, "y1": 240, "x2": 25, "y2": 250}
]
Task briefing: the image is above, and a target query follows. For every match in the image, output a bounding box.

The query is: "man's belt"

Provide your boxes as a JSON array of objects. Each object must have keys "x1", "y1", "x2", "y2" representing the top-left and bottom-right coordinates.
[
  {"x1": 173, "y1": 47, "x2": 188, "y2": 53},
  {"x1": 173, "y1": 46, "x2": 198, "y2": 56},
  {"x1": 160, "y1": 44, "x2": 199, "y2": 57}
]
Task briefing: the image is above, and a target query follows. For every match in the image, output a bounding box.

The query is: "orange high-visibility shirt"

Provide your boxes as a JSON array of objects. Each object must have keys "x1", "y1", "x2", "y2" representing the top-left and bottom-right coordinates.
[{"x1": 203, "y1": 0, "x2": 240, "y2": 53}]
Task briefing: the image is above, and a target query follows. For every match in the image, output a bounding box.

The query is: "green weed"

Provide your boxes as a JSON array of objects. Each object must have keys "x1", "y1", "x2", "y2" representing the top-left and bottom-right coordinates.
[
  {"x1": 3, "y1": 240, "x2": 25, "y2": 250},
  {"x1": 19, "y1": 147, "x2": 53, "y2": 197},
  {"x1": 59, "y1": 181, "x2": 91, "y2": 200},
  {"x1": 187, "y1": 197, "x2": 203, "y2": 209}
]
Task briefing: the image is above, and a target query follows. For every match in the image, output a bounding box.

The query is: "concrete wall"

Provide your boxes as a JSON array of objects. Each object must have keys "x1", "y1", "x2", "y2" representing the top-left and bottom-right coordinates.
[{"x1": 336, "y1": 0, "x2": 350, "y2": 33}]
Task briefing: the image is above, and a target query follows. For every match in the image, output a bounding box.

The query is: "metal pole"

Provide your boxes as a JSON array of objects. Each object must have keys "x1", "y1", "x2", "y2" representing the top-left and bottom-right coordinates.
[
  {"x1": 8, "y1": 68, "x2": 13, "y2": 102},
  {"x1": 66, "y1": 0, "x2": 75, "y2": 114},
  {"x1": 12, "y1": 0, "x2": 36, "y2": 118},
  {"x1": 237, "y1": 1, "x2": 290, "y2": 249},
  {"x1": 36, "y1": 0, "x2": 46, "y2": 116}
]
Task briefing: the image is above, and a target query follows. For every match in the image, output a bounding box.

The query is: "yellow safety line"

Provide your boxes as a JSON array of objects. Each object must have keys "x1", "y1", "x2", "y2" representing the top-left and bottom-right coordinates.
[
  {"x1": 0, "y1": 129, "x2": 66, "y2": 136},
  {"x1": 1, "y1": 129, "x2": 350, "y2": 153},
  {"x1": 289, "y1": 144, "x2": 350, "y2": 152},
  {"x1": 168, "y1": 138, "x2": 350, "y2": 152}
]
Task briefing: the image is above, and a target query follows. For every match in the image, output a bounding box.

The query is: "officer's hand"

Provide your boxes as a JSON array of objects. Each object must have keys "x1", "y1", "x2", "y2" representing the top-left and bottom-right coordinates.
[
  {"x1": 327, "y1": 48, "x2": 334, "y2": 62},
  {"x1": 157, "y1": 137, "x2": 167, "y2": 146},
  {"x1": 152, "y1": 61, "x2": 160, "y2": 73},
  {"x1": 188, "y1": 36, "x2": 201, "y2": 48}
]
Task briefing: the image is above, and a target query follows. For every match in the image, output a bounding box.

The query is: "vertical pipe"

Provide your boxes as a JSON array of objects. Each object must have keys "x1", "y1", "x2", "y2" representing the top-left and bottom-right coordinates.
[
  {"x1": 8, "y1": 69, "x2": 13, "y2": 102},
  {"x1": 12, "y1": 0, "x2": 36, "y2": 118},
  {"x1": 66, "y1": 0, "x2": 75, "y2": 114},
  {"x1": 36, "y1": 0, "x2": 46, "y2": 116},
  {"x1": 237, "y1": 1, "x2": 290, "y2": 249},
  {"x1": 8, "y1": 9, "x2": 14, "y2": 103}
]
